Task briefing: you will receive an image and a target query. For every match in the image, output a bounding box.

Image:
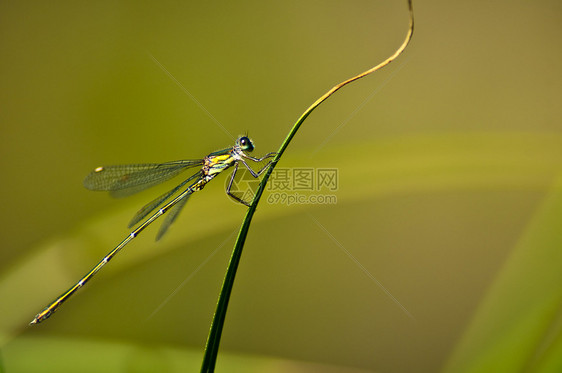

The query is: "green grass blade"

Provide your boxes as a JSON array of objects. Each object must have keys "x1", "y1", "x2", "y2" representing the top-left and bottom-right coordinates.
[{"x1": 200, "y1": 1, "x2": 415, "y2": 371}]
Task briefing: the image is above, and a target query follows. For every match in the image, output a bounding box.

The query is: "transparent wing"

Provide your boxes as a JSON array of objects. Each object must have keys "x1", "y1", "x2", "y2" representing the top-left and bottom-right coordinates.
[
  {"x1": 155, "y1": 192, "x2": 192, "y2": 241},
  {"x1": 83, "y1": 160, "x2": 203, "y2": 198},
  {"x1": 128, "y1": 171, "x2": 203, "y2": 228}
]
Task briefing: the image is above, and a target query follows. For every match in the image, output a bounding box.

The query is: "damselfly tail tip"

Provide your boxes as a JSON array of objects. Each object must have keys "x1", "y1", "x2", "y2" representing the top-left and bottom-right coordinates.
[
  {"x1": 29, "y1": 308, "x2": 52, "y2": 325},
  {"x1": 29, "y1": 312, "x2": 46, "y2": 325}
]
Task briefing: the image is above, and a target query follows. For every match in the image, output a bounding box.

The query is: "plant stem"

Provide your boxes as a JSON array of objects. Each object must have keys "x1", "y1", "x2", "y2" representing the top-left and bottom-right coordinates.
[{"x1": 200, "y1": 1, "x2": 414, "y2": 371}]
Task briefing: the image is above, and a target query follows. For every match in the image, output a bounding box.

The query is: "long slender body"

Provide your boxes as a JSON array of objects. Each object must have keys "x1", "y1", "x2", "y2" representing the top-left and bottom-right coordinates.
[{"x1": 31, "y1": 136, "x2": 274, "y2": 324}]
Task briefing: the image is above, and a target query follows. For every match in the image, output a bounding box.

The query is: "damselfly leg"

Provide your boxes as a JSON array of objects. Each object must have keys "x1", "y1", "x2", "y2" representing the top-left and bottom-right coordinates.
[{"x1": 226, "y1": 152, "x2": 276, "y2": 206}]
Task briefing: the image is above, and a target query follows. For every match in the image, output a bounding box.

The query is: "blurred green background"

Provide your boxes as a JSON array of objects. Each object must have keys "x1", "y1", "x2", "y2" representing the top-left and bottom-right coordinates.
[{"x1": 1, "y1": 0, "x2": 562, "y2": 372}]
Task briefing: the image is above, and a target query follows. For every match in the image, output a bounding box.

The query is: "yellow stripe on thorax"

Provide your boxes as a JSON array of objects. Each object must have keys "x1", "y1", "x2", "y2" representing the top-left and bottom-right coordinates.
[{"x1": 208, "y1": 154, "x2": 232, "y2": 165}]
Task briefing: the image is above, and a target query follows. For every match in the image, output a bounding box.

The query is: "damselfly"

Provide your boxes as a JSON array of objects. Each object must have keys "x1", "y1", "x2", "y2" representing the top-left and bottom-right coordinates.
[{"x1": 30, "y1": 136, "x2": 275, "y2": 324}]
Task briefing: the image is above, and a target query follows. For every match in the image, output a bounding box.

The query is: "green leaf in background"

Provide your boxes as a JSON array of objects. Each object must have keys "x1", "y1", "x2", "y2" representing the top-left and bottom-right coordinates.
[{"x1": 444, "y1": 174, "x2": 562, "y2": 373}]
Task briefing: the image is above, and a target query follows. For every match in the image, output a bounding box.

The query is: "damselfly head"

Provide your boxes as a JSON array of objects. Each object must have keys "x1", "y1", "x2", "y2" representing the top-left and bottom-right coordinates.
[{"x1": 237, "y1": 136, "x2": 254, "y2": 152}]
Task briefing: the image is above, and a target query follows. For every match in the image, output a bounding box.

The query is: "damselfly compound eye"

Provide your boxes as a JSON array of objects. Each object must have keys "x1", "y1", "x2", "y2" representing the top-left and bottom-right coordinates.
[{"x1": 238, "y1": 136, "x2": 254, "y2": 152}]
